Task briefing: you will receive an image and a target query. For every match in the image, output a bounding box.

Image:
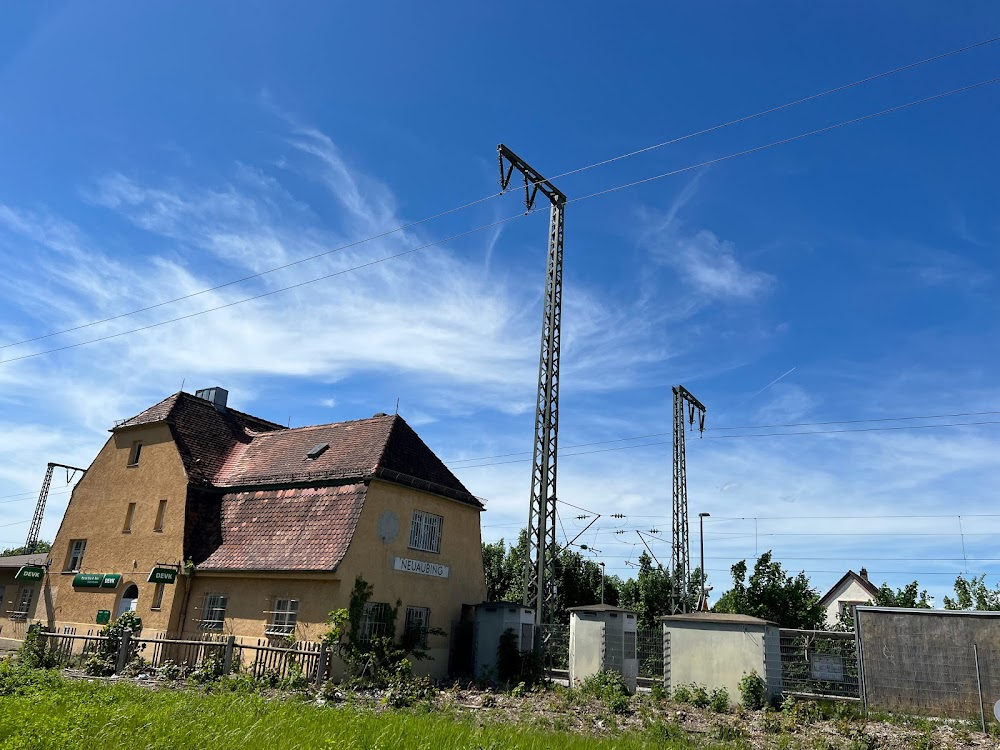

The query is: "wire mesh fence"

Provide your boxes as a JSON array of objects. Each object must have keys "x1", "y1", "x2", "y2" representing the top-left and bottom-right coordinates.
[
  {"x1": 779, "y1": 629, "x2": 860, "y2": 700},
  {"x1": 540, "y1": 623, "x2": 569, "y2": 675},
  {"x1": 860, "y1": 642, "x2": 1000, "y2": 721},
  {"x1": 637, "y1": 627, "x2": 664, "y2": 680}
]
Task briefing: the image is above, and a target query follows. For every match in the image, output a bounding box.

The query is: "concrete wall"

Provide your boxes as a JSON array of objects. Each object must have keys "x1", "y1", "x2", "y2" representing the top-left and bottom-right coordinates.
[
  {"x1": 823, "y1": 579, "x2": 874, "y2": 628},
  {"x1": 569, "y1": 618, "x2": 605, "y2": 686},
  {"x1": 46, "y1": 423, "x2": 189, "y2": 635},
  {"x1": 857, "y1": 607, "x2": 1000, "y2": 719},
  {"x1": 664, "y1": 620, "x2": 780, "y2": 704}
]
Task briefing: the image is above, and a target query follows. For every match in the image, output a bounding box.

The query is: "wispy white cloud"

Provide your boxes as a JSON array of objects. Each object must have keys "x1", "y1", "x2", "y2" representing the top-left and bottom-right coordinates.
[{"x1": 638, "y1": 179, "x2": 775, "y2": 303}]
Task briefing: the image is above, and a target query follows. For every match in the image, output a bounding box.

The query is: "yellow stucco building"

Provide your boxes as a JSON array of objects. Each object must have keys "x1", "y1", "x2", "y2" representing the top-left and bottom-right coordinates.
[{"x1": 38, "y1": 387, "x2": 486, "y2": 677}]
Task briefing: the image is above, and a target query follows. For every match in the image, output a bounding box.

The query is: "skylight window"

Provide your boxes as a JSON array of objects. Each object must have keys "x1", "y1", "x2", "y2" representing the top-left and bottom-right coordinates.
[{"x1": 306, "y1": 443, "x2": 329, "y2": 460}]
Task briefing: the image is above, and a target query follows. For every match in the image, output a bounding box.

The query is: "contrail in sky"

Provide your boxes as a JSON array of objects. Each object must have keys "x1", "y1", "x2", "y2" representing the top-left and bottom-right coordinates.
[{"x1": 734, "y1": 366, "x2": 798, "y2": 409}]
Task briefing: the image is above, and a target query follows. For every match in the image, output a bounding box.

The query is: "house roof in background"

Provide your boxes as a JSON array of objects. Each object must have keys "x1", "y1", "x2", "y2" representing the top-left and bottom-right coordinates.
[
  {"x1": 819, "y1": 570, "x2": 880, "y2": 606},
  {"x1": 0, "y1": 553, "x2": 48, "y2": 568}
]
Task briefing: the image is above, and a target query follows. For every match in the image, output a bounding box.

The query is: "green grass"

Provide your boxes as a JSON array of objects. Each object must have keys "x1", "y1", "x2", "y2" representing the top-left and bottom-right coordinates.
[{"x1": 0, "y1": 675, "x2": 722, "y2": 750}]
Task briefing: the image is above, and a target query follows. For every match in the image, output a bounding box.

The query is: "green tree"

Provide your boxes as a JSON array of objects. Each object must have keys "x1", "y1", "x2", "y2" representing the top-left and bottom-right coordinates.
[
  {"x1": 1, "y1": 541, "x2": 51, "y2": 556},
  {"x1": 872, "y1": 580, "x2": 932, "y2": 608},
  {"x1": 713, "y1": 551, "x2": 824, "y2": 629},
  {"x1": 943, "y1": 574, "x2": 1000, "y2": 611},
  {"x1": 617, "y1": 551, "x2": 700, "y2": 628},
  {"x1": 483, "y1": 538, "x2": 521, "y2": 602}
]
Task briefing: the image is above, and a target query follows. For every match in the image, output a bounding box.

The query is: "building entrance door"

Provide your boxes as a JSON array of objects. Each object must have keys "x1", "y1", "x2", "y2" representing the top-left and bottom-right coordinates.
[{"x1": 117, "y1": 584, "x2": 139, "y2": 619}]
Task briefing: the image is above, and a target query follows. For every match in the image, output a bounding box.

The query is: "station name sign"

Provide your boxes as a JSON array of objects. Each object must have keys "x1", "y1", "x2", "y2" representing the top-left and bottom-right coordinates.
[
  {"x1": 15, "y1": 566, "x2": 45, "y2": 582},
  {"x1": 393, "y1": 556, "x2": 449, "y2": 578},
  {"x1": 147, "y1": 567, "x2": 178, "y2": 584},
  {"x1": 72, "y1": 573, "x2": 121, "y2": 589}
]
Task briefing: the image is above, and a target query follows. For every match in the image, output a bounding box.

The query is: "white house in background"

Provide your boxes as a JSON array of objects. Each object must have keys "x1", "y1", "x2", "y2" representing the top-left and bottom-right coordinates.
[{"x1": 819, "y1": 568, "x2": 880, "y2": 628}]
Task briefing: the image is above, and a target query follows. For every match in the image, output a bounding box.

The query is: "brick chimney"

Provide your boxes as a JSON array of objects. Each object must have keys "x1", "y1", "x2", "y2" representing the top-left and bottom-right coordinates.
[{"x1": 859, "y1": 567, "x2": 869, "y2": 582}]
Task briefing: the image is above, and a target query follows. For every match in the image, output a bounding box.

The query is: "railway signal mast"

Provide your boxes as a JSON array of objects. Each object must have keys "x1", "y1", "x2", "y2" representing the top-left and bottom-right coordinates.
[
  {"x1": 497, "y1": 144, "x2": 566, "y2": 644},
  {"x1": 671, "y1": 385, "x2": 706, "y2": 613}
]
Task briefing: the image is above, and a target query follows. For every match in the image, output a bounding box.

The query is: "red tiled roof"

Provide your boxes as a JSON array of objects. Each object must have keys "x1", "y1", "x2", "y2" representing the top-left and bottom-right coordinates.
[
  {"x1": 116, "y1": 391, "x2": 481, "y2": 573},
  {"x1": 197, "y1": 485, "x2": 367, "y2": 571},
  {"x1": 114, "y1": 392, "x2": 286, "y2": 484},
  {"x1": 114, "y1": 393, "x2": 475, "y2": 504}
]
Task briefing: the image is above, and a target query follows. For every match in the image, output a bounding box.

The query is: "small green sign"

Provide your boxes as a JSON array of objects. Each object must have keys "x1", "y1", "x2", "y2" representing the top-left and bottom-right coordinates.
[
  {"x1": 73, "y1": 572, "x2": 104, "y2": 588},
  {"x1": 15, "y1": 566, "x2": 45, "y2": 582},
  {"x1": 96, "y1": 610, "x2": 111, "y2": 624},
  {"x1": 147, "y1": 567, "x2": 178, "y2": 584},
  {"x1": 73, "y1": 573, "x2": 121, "y2": 589}
]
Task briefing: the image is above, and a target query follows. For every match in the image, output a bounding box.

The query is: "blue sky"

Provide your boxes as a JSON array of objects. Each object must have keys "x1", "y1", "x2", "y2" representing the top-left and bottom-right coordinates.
[{"x1": 1, "y1": 2, "x2": 998, "y2": 607}]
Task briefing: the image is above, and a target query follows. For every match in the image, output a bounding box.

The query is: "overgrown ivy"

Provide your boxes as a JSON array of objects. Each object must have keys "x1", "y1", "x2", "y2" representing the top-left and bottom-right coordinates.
[{"x1": 323, "y1": 575, "x2": 443, "y2": 686}]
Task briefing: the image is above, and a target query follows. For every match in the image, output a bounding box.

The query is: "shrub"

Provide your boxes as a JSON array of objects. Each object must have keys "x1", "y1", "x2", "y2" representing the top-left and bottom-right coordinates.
[
  {"x1": 190, "y1": 651, "x2": 225, "y2": 683},
  {"x1": 738, "y1": 670, "x2": 767, "y2": 710},
  {"x1": 672, "y1": 683, "x2": 693, "y2": 703},
  {"x1": 322, "y1": 575, "x2": 443, "y2": 687},
  {"x1": 579, "y1": 670, "x2": 631, "y2": 714},
  {"x1": 85, "y1": 611, "x2": 144, "y2": 676},
  {"x1": 649, "y1": 681, "x2": 667, "y2": 702},
  {"x1": 709, "y1": 686, "x2": 730, "y2": 713},
  {"x1": 0, "y1": 660, "x2": 63, "y2": 696},
  {"x1": 690, "y1": 684, "x2": 710, "y2": 708},
  {"x1": 383, "y1": 671, "x2": 434, "y2": 709},
  {"x1": 17, "y1": 623, "x2": 58, "y2": 669},
  {"x1": 156, "y1": 660, "x2": 191, "y2": 681}
]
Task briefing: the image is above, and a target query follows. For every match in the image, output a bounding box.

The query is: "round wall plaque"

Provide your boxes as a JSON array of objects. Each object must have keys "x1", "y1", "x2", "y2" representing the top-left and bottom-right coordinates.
[{"x1": 378, "y1": 510, "x2": 399, "y2": 544}]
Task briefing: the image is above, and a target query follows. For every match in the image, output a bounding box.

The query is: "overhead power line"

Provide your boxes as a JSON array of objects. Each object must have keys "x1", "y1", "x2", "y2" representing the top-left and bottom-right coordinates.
[
  {"x1": 451, "y1": 419, "x2": 1000, "y2": 469},
  {"x1": 446, "y1": 409, "x2": 1000, "y2": 464},
  {"x1": 567, "y1": 77, "x2": 1000, "y2": 205},
  {"x1": 2, "y1": 77, "x2": 997, "y2": 365},
  {"x1": 1, "y1": 37, "x2": 996, "y2": 354}
]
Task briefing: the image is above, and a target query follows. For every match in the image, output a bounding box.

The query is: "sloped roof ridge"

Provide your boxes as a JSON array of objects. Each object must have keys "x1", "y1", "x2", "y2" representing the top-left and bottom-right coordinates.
[
  {"x1": 173, "y1": 391, "x2": 286, "y2": 431},
  {"x1": 243, "y1": 412, "x2": 396, "y2": 437},
  {"x1": 819, "y1": 569, "x2": 880, "y2": 606}
]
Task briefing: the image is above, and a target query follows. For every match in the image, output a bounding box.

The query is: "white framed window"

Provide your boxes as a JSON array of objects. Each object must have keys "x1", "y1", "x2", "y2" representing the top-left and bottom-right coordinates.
[
  {"x1": 154, "y1": 499, "x2": 167, "y2": 532},
  {"x1": 65, "y1": 539, "x2": 87, "y2": 571},
  {"x1": 200, "y1": 593, "x2": 228, "y2": 630},
  {"x1": 151, "y1": 583, "x2": 165, "y2": 610},
  {"x1": 128, "y1": 441, "x2": 143, "y2": 466},
  {"x1": 359, "y1": 602, "x2": 393, "y2": 643},
  {"x1": 839, "y1": 600, "x2": 866, "y2": 619},
  {"x1": 12, "y1": 586, "x2": 34, "y2": 620},
  {"x1": 123, "y1": 502, "x2": 136, "y2": 533},
  {"x1": 265, "y1": 598, "x2": 299, "y2": 636},
  {"x1": 404, "y1": 606, "x2": 429, "y2": 646},
  {"x1": 408, "y1": 510, "x2": 442, "y2": 553}
]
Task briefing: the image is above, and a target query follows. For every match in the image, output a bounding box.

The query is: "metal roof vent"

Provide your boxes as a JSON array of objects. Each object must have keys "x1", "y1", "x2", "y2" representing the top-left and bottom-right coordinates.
[
  {"x1": 195, "y1": 387, "x2": 229, "y2": 412},
  {"x1": 306, "y1": 443, "x2": 330, "y2": 460}
]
